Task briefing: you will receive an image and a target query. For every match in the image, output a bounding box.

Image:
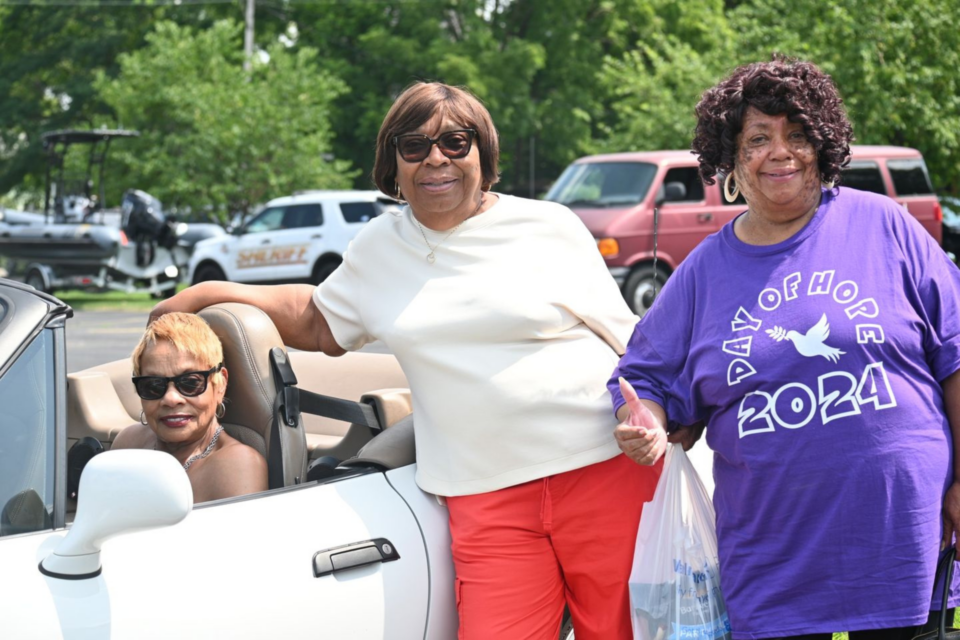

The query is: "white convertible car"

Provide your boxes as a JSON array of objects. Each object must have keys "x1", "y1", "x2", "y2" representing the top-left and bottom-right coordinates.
[{"x1": 0, "y1": 277, "x2": 464, "y2": 639}]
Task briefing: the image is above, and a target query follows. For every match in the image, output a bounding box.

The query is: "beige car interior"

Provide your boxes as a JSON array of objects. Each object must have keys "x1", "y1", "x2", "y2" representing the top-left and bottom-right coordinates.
[{"x1": 66, "y1": 303, "x2": 413, "y2": 493}]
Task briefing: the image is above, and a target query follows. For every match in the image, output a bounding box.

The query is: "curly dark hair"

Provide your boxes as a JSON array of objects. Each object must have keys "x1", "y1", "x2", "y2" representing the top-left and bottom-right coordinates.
[{"x1": 692, "y1": 57, "x2": 853, "y2": 188}]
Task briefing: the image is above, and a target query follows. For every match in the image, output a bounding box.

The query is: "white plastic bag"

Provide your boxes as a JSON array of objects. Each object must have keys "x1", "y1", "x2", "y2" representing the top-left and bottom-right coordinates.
[{"x1": 630, "y1": 443, "x2": 732, "y2": 640}]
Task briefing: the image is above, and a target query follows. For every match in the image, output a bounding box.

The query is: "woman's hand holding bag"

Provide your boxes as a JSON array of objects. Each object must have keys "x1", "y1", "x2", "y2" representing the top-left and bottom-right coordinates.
[
  {"x1": 628, "y1": 442, "x2": 732, "y2": 640},
  {"x1": 615, "y1": 377, "x2": 668, "y2": 466}
]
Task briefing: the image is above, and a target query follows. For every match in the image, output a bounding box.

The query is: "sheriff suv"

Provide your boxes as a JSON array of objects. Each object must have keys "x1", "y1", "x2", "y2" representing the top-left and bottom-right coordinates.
[{"x1": 188, "y1": 190, "x2": 400, "y2": 285}]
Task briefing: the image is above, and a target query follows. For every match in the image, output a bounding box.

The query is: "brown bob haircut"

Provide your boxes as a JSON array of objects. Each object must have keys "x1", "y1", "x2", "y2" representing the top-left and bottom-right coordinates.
[{"x1": 373, "y1": 82, "x2": 500, "y2": 196}]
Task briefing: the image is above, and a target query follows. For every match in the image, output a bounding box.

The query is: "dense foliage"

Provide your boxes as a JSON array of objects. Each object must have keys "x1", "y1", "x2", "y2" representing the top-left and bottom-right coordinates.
[
  {"x1": 1, "y1": 0, "x2": 957, "y2": 217},
  {"x1": 95, "y1": 19, "x2": 353, "y2": 219}
]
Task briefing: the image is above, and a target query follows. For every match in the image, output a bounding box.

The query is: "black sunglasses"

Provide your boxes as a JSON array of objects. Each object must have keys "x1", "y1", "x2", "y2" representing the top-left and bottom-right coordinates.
[
  {"x1": 132, "y1": 364, "x2": 223, "y2": 401},
  {"x1": 392, "y1": 129, "x2": 477, "y2": 163}
]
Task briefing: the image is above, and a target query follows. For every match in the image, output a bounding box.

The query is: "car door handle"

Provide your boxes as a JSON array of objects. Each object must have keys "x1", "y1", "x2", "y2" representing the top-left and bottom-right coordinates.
[
  {"x1": 698, "y1": 213, "x2": 713, "y2": 222},
  {"x1": 311, "y1": 234, "x2": 322, "y2": 239},
  {"x1": 313, "y1": 538, "x2": 400, "y2": 577},
  {"x1": 261, "y1": 239, "x2": 271, "y2": 245}
]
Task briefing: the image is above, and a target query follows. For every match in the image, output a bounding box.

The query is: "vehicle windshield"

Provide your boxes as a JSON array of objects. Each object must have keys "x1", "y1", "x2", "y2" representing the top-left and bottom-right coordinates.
[{"x1": 546, "y1": 161, "x2": 657, "y2": 207}]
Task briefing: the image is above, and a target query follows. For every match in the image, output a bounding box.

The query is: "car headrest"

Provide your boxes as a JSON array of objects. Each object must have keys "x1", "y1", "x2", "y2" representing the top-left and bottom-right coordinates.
[
  {"x1": 198, "y1": 303, "x2": 308, "y2": 487},
  {"x1": 345, "y1": 414, "x2": 415, "y2": 470}
]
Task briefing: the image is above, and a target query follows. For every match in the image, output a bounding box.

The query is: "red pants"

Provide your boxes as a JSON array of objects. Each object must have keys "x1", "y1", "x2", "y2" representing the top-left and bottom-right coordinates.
[{"x1": 447, "y1": 454, "x2": 662, "y2": 640}]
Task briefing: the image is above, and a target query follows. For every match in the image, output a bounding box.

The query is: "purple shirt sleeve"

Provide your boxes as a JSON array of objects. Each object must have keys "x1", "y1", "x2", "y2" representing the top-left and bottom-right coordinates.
[
  {"x1": 607, "y1": 261, "x2": 703, "y2": 429},
  {"x1": 893, "y1": 209, "x2": 960, "y2": 381}
]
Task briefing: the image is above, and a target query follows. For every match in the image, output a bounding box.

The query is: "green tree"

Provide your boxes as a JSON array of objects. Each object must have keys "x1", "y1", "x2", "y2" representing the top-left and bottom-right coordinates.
[
  {"x1": 594, "y1": 33, "x2": 734, "y2": 154},
  {"x1": 94, "y1": 19, "x2": 355, "y2": 221},
  {"x1": 590, "y1": 0, "x2": 736, "y2": 155},
  {"x1": 282, "y1": 0, "x2": 546, "y2": 194},
  {"x1": 731, "y1": 0, "x2": 960, "y2": 193},
  {"x1": 5, "y1": 0, "x2": 957, "y2": 205},
  {"x1": 0, "y1": 3, "x2": 241, "y2": 210},
  {"x1": 0, "y1": 4, "x2": 157, "y2": 208},
  {"x1": 287, "y1": 0, "x2": 710, "y2": 195}
]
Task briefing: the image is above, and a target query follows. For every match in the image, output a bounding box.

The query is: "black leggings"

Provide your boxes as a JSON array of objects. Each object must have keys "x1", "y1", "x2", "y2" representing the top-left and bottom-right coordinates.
[{"x1": 769, "y1": 608, "x2": 956, "y2": 640}]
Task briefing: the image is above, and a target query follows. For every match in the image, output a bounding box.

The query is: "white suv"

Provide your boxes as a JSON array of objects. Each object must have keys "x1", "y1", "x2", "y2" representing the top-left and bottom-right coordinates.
[{"x1": 188, "y1": 190, "x2": 399, "y2": 285}]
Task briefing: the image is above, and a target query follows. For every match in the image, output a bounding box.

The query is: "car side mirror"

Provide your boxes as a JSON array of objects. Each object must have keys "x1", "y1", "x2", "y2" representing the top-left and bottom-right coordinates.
[
  {"x1": 655, "y1": 181, "x2": 688, "y2": 206},
  {"x1": 40, "y1": 450, "x2": 192, "y2": 580}
]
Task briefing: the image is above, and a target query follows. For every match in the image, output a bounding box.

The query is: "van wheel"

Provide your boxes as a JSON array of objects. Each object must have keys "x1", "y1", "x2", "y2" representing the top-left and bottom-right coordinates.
[
  {"x1": 311, "y1": 259, "x2": 341, "y2": 285},
  {"x1": 624, "y1": 266, "x2": 667, "y2": 318},
  {"x1": 192, "y1": 263, "x2": 226, "y2": 285},
  {"x1": 25, "y1": 268, "x2": 50, "y2": 295}
]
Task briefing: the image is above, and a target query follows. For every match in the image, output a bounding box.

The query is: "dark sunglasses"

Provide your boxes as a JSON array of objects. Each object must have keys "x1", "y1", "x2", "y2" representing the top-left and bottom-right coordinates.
[
  {"x1": 392, "y1": 129, "x2": 477, "y2": 163},
  {"x1": 132, "y1": 364, "x2": 223, "y2": 401}
]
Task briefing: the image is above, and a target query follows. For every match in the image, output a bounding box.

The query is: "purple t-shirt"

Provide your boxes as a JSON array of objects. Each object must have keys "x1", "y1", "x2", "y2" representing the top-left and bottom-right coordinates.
[{"x1": 610, "y1": 187, "x2": 960, "y2": 638}]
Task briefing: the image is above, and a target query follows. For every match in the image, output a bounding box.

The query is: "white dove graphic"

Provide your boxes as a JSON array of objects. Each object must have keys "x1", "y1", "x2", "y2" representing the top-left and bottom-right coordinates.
[{"x1": 766, "y1": 313, "x2": 846, "y2": 363}]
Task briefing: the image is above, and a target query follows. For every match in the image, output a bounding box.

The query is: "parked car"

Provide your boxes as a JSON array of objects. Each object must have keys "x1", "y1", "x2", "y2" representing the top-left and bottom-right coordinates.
[
  {"x1": 547, "y1": 145, "x2": 943, "y2": 315},
  {"x1": 188, "y1": 190, "x2": 400, "y2": 286},
  {"x1": 0, "y1": 277, "x2": 460, "y2": 639},
  {"x1": 941, "y1": 196, "x2": 960, "y2": 261}
]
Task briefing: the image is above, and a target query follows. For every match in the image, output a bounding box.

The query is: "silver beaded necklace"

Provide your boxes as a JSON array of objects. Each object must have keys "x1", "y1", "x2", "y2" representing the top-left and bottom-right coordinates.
[
  {"x1": 414, "y1": 194, "x2": 484, "y2": 264},
  {"x1": 156, "y1": 424, "x2": 224, "y2": 470}
]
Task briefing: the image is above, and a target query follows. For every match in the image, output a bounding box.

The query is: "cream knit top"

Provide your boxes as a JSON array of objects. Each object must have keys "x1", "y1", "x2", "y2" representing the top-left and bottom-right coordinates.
[{"x1": 314, "y1": 194, "x2": 638, "y2": 496}]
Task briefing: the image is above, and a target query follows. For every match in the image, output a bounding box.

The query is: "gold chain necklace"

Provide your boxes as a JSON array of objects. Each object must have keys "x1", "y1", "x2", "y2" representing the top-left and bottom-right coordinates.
[{"x1": 414, "y1": 194, "x2": 484, "y2": 264}]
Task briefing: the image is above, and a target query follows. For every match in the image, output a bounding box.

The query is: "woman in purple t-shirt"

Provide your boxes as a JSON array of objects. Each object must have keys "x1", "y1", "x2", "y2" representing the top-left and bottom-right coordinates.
[{"x1": 611, "y1": 57, "x2": 960, "y2": 640}]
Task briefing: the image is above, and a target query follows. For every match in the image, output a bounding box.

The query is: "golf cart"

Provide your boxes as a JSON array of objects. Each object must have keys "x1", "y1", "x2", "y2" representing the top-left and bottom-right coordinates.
[{"x1": 0, "y1": 129, "x2": 224, "y2": 297}]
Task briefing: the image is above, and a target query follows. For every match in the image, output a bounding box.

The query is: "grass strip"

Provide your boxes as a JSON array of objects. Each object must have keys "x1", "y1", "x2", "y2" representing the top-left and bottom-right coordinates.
[{"x1": 56, "y1": 285, "x2": 187, "y2": 311}]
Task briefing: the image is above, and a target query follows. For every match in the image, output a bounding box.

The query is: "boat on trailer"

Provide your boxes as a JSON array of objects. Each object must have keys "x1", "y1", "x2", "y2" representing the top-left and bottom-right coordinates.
[{"x1": 0, "y1": 130, "x2": 223, "y2": 296}]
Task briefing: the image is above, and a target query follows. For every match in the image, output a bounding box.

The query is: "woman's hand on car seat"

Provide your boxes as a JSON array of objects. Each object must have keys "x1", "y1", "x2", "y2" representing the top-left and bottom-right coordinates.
[
  {"x1": 614, "y1": 377, "x2": 667, "y2": 466},
  {"x1": 148, "y1": 283, "x2": 214, "y2": 325}
]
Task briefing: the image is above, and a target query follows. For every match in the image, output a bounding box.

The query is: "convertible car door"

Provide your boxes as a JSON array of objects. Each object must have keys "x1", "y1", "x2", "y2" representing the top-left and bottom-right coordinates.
[{"x1": 4, "y1": 470, "x2": 432, "y2": 640}]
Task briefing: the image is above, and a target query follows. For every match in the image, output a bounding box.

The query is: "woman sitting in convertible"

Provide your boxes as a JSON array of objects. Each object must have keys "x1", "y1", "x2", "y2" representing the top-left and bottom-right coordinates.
[{"x1": 113, "y1": 312, "x2": 268, "y2": 502}]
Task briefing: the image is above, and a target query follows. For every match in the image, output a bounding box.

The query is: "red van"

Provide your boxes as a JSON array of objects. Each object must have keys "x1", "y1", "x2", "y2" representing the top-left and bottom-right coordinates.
[{"x1": 546, "y1": 146, "x2": 942, "y2": 315}]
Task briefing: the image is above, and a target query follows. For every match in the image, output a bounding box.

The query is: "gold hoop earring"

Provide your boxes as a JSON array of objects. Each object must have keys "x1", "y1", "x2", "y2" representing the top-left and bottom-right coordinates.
[
  {"x1": 395, "y1": 182, "x2": 404, "y2": 203},
  {"x1": 723, "y1": 173, "x2": 740, "y2": 203},
  {"x1": 139, "y1": 410, "x2": 148, "y2": 425},
  {"x1": 216, "y1": 402, "x2": 226, "y2": 419}
]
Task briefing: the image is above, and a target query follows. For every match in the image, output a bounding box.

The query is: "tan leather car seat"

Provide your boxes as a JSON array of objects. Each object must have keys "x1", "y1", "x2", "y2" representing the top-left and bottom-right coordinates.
[{"x1": 198, "y1": 303, "x2": 309, "y2": 489}]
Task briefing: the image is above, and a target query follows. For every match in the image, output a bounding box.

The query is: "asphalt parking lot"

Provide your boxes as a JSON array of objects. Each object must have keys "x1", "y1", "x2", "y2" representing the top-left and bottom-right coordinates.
[{"x1": 66, "y1": 310, "x2": 149, "y2": 373}]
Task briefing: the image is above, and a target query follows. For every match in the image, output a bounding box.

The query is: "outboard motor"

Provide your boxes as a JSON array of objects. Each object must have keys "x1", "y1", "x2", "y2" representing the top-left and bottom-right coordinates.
[{"x1": 121, "y1": 189, "x2": 178, "y2": 266}]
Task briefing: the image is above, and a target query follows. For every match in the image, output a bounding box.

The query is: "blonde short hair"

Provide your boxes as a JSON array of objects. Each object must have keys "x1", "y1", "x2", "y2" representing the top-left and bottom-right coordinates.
[{"x1": 132, "y1": 313, "x2": 225, "y2": 388}]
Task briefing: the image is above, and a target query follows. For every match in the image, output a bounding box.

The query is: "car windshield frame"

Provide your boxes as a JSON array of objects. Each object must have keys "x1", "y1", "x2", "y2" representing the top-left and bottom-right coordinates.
[{"x1": 546, "y1": 161, "x2": 658, "y2": 208}]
